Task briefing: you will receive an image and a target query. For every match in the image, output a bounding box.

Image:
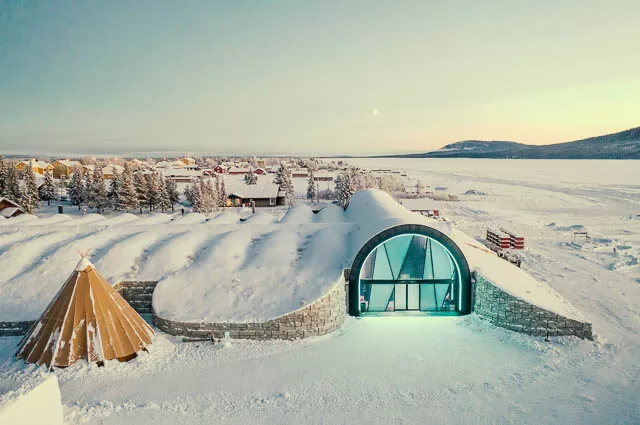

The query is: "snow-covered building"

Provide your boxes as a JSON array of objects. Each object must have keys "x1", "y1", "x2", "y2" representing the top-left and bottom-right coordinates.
[
  {"x1": 15, "y1": 159, "x2": 53, "y2": 176},
  {"x1": 228, "y1": 167, "x2": 251, "y2": 175},
  {"x1": 0, "y1": 190, "x2": 593, "y2": 342},
  {"x1": 101, "y1": 164, "x2": 124, "y2": 179},
  {"x1": 225, "y1": 179, "x2": 284, "y2": 207},
  {"x1": 50, "y1": 159, "x2": 82, "y2": 178},
  {"x1": 0, "y1": 197, "x2": 24, "y2": 219}
]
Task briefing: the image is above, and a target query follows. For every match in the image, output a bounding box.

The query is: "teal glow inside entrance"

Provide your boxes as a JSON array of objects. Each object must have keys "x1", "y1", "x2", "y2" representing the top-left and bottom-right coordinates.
[{"x1": 358, "y1": 234, "x2": 461, "y2": 314}]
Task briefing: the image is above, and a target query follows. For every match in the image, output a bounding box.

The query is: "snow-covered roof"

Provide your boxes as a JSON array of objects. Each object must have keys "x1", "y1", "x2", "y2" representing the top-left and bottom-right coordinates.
[
  {"x1": 228, "y1": 167, "x2": 251, "y2": 173},
  {"x1": 0, "y1": 189, "x2": 585, "y2": 324},
  {"x1": 102, "y1": 164, "x2": 124, "y2": 174},
  {"x1": 345, "y1": 190, "x2": 584, "y2": 321},
  {"x1": 0, "y1": 207, "x2": 22, "y2": 218},
  {"x1": 225, "y1": 179, "x2": 281, "y2": 199},
  {"x1": 17, "y1": 159, "x2": 50, "y2": 169},
  {"x1": 53, "y1": 159, "x2": 82, "y2": 168}
]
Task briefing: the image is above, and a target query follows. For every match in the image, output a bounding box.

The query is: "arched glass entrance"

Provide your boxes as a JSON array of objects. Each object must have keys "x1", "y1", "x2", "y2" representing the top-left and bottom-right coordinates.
[{"x1": 358, "y1": 234, "x2": 461, "y2": 314}]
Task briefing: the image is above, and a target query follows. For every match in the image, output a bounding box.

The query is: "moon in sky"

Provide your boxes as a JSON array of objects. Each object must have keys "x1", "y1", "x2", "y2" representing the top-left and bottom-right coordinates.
[{"x1": 372, "y1": 108, "x2": 379, "y2": 115}]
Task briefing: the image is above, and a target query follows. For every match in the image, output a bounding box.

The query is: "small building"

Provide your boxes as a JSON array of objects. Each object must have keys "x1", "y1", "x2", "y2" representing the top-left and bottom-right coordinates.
[
  {"x1": 225, "y1": 180, "x2": 285, "y2": 207},
  {"x1": 51, "y1": 159, "x2": 82, "y2": 179},
  {"x1": 15, "y1": 159, "x2": 53, "y2": 176},
  {"x1": 398, "y1": 198, "x2": 440, "y2": 218},
  {"x1": 254, "y1": 168, "x2": 267, "y2": 175},
  {"x1": 292, "y1": 169, "x2": 309, "y2": 178},
  {"x1": 213, "y1": 165, "x2": 227, "y2": 174},
  {"x1": 102, "y1": 164, "x2": 124, "y2": 179},
  {"x1": 0, "y1": 197, "x2": 24, "y2": 219}
]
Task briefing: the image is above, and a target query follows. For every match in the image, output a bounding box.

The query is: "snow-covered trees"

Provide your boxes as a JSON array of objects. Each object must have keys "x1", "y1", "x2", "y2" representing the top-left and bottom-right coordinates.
[
  {"x1": 21, "y1": 165, "x2": 40, "y2": 214},
  {"x1": 108, "y1": 169, "x2": 123, "y2": 210},
  {"x1": 218, "y1": 175, "x2": 227, "y2": 207},
  {"x1": 276, "y1": 162, "x2": 295, "y2": 206},
  {"x1": 165, "y1": 178, "x2": 180, "y2": 211},
  {"x1": 134, "y1": 171, "x2": 148, "y2": 213},
  {"x1": 415, "y1": 179, "x2": 424, "y2": 195},
  {"x1": 336, "y1": 169, "x2": 357, "y2": 209},
  {"x1": 157, "y1": 175, "x2": 172, "y2": 212},
  {"x1": 87, "y1": 167, "x2": 109, "y2": 213},
  {"x1": 306, "y1": 168, "x2": 317, "y2": 200},
  {"x1": 120, "y1": 162, "x2": 139, "y2": 212},
  {"x1": 145, "y1": 172, "x2": 162, "y2": 211},
  {"x1": 185, "y1": 178, "x2": 218, "y2": 214},
  {"x1": 40, "y1": 171, "x2": 57, "y2": 205},
  {"x1": 0, "y1": 157, "x2": 6, "y2": 198},
  {"x1": 68, "y1": 166, "x2": 86, "y2": 208},
  {"x1": 244, "y1": 169, "x2": 258, "y2": 185}
]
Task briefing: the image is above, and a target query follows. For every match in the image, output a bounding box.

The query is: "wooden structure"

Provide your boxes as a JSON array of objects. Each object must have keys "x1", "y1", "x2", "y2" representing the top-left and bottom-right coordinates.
[
  {"x1": 0, "y1": 197, "x2": 24, "y2": 219},
  {"x1": 486, "y1": 228, "x2": 511, "y2": 249},
  {"x1": 500, "y1": 227, "x2": 525, "y2": 249}
]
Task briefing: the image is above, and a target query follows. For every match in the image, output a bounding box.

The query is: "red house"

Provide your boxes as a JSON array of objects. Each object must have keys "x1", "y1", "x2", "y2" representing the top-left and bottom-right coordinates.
[
  {"x1": 213, "y1": 165, "x2": 227, "y2": 174},
  {"x1": 254, "y1": 168, "x2": 267, "y2": 175}
]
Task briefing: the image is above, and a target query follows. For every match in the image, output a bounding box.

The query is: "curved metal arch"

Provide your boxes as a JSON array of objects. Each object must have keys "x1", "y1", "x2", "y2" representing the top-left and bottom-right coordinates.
[{"x1": 348, "y1": 224, "x2": 472, "y2": 316}]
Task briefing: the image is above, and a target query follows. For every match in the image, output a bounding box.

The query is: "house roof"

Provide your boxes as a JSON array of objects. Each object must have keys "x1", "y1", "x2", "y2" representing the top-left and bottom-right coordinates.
[
  {"x1": 54, "y1": 159, "x2": 82, "y2": 167},
  {"x1": 0, "y1": 207, "x2": 22, "y2": 218},
  {"x1": 398, "y1": 198, "x2": 439, "y2": 211},
  {"x1": 224, "y1": 178, "x2": 281, "y2": 199},
  {"x1": 228, "y1": 167, "x2": 251, "y2": 173}
]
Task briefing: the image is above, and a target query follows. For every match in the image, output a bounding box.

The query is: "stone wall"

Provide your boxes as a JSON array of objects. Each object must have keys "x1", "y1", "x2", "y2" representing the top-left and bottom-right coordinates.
[
  {"x1": 0, "y1": 321, "x2": 35, "y2": 337},
  {"x1": 153, "y1": 281, "x2": 346, "y2": 340},
  {"x1": 113, "y1": 281, "x2": 158, "y2": 314},
  {"x1": 473, "y1": 272, "x2": 593, "y2": 340}
]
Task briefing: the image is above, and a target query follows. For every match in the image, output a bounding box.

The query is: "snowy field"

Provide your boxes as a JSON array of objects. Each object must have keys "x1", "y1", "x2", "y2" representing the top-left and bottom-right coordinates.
[{"x1": 1, "y1": 159, "x2": 639, "y2": 424}]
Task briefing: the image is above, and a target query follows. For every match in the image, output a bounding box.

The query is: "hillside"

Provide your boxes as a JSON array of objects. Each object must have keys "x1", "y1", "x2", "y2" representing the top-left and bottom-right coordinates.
[{"x1": 390, "y1": 127, "x2": 640, "y2": 159}]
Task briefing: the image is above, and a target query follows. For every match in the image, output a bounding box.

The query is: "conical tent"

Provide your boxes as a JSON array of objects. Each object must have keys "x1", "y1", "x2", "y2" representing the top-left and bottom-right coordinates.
[{"x1": 16, "y1": 256, "x2": 154, "y2": 368}]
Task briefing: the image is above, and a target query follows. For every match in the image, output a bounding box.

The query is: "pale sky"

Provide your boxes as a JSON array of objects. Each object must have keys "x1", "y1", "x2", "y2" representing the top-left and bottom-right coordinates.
[{"x1": 1, "y1": 0, "x2": 639, "y2": 155}]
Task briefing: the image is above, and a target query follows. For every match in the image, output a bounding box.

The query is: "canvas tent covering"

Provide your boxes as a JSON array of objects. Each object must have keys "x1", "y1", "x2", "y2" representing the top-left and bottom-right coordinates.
[{"x1": 16, "y1": 256, "x2": 154, "y2": 368}]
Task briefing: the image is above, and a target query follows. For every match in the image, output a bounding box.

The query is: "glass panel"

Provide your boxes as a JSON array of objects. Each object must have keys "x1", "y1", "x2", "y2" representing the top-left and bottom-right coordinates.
[
  {"x1": 367, "y1": 284, "x2": 394, "y2": 312},
  {"x1": 394, "y1": 284, "x2": 406, "y2": 310},
  {"x1": 431, "y1": 242, "x2": 455, "y2": 279},
  {"x1": 372, "y1": 247, "x2": 393, "y2": 280},
  {"x1": 420, "y1": 284, "x2": 436, "y2": 311},
  {"x1": 383, "y1": 235, "x2": 413, "y2": 279},
  {"x1": 434, "y1": 283, "x2": 451, "y2": 311},
  {"x1": 407, "y1": 284, "x2": 420, "y2": 310},
  {"x1": 398, "y1": 236, "x2": 427, "y2": 279}
]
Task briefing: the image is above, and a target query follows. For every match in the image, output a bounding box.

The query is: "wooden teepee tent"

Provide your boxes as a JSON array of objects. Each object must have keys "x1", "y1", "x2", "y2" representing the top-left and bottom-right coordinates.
[{"x1": 16, "y1": 255, "x2": 154, "y2": 368}]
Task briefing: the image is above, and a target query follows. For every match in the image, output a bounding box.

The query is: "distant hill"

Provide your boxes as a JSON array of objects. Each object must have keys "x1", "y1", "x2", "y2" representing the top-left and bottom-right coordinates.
[{"x1": 388, "y1": 127, "x2": 640, "y2": 159}]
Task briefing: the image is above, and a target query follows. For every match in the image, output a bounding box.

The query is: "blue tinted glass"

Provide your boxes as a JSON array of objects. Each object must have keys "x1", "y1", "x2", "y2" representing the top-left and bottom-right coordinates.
[{"x1": 382, "y1": 235, "x2": 413, "y2": 279}]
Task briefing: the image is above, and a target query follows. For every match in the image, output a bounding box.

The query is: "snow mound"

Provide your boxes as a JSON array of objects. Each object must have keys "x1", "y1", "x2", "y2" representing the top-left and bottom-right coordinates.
[
  {"x1": 206, "y1": 211, "x2": 240, "y2": 225},
  {"x1": 280, "y1": 204, "x2": 314, "y2": 225},
  {"x1": 171, "y1": 213, "x2": 206, "y2": 224},
  {"x1": 60, "y1": 214, "x2": 106, "y2": 226},
  {"x1": 315, "y1": 204, "x2": 348, "y2": 223},
  {"x1": 103, "y1": 213, "x2": 139, "y2": 225},
  {"x1": 134, "y1": 213, "x2": 172, "y2": 225},
  {"x1": 21, "y1": 214, "x2": 72, "y2": 226}
]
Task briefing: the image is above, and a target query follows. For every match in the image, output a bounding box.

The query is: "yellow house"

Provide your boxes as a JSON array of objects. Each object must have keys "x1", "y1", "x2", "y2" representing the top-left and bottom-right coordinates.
[
  {"x1": 15, "y1": 159, "x2": 53, "y2": 176},
  {"x1": 179, "y1": 157, "x2": 196, "y2": 167},
  {"x1": 102, "y1": 164, "x2": 124, "y2": 179},
  {"x1": 51, "y1": 159, "x2": 82, "y2": 179}
]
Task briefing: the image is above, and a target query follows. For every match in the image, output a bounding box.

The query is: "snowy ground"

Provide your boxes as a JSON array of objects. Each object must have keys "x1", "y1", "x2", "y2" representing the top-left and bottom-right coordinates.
[{"x1": 1, "y1": 159, "x2": 639, "y2": 424}]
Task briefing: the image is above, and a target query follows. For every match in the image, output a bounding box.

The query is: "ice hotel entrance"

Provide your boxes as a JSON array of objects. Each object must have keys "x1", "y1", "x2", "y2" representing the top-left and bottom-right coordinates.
[{"x1": 348, "y1": 225, "x2": 472, "y2": 316}]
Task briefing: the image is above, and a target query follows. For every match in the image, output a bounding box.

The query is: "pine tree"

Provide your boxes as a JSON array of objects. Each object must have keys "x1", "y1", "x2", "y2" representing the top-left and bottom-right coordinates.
[
  {"x1": 244, "y1": 169, "x2": 258, "y2": 185},
  {"x1": 201, "y1": 178, "x2": 217, "y2": 213},
  {"x1": 190, "y1": 179, "x2": 203, "y2": 213},
  {"x1": 145, "y1": 173, "x2": 161, "y2": 211},
  {"x1": 134, "y1": 172, "x2": 148, "y2": 213},
  {"x1": 120, "y1": 162, "x2": 139, "y2": 212},
  {"x1": 68, "y1": 166, "x2": 86, "y2": 207},
  {"x1": 183, "y1": 184, "x2": 194, "y2": 206},
  {"x1": 0, "y1": 157, "x2": 6, "y2": 198},
  {"x1": 219, "y1": 175, "x2": 227, "y2": 207},
  {"x1": 83, "y1": 168, "x2": 94, "y2": 207},
  {"x1": 88, "y1": 167, "x2": 109, "y2": 213},
  {"x1": 108, "y1": 169, "x2": 123, "y2": 210},
  {"x1": 337, "y1": 171, "x2": 356, "y2": 209},
  {"x1": 157, "y1": 174, "x2": 172, "y2": 212},
  {"x1": 278, "y1": 162, "x2": 295, "y2": 206},
  {"x1": 21, "y1": 165, "x2": 40, "y2": 214},
  {"x1": 306, "y1": 168, "x2": 317, "y2": 200},
  {"x1": 40, "y1": 171, "x2": 57, "y2": 206},
  {"x1": 415, "y1": 179, "x2": 424, "y2": 196},
  {"x1": 165, "y1": 177, "x2": 180, "y2": 211}
]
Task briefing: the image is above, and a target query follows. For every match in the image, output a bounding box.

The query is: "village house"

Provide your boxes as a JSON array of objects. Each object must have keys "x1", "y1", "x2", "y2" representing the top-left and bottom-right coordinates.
[
  {"x1": 0, "y1": 197, "x2": 24, "y2": 219},
  {"x1": 102, "y1": 164, "x2": 125, "y2": 179},
  {"x1": 213, "y1": 165, "x2": 227, "y2": 174},
  {"x1": 15, "y1": 159, "x2": 53, "y2": 176},
  {"x1": 224, "y1": 179, "x2": 285, "y2": 207},
  {"x1": 50, "y1": 159, "x2": 82, "y2": 179}
]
